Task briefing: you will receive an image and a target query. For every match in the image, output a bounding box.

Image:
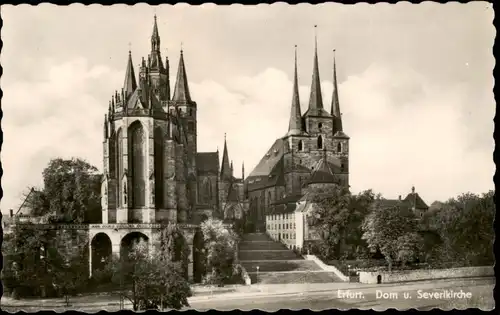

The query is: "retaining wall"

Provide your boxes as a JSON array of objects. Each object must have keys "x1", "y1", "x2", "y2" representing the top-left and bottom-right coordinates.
[
  {"x1": 359, "y1": 265, "x2": 494, "y2": 284},
  {"x1": 304, "y1": 255, "x2": 349, "y2": 282}
]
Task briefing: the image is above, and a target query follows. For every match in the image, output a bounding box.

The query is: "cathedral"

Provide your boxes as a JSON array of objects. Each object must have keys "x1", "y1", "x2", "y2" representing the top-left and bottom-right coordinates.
[
  {"x1": 100, "y1": 16, "x2": 246, "y2": 226},
  {"x1": 245, "y1": 39, "x2": 350, "y2": 232}
]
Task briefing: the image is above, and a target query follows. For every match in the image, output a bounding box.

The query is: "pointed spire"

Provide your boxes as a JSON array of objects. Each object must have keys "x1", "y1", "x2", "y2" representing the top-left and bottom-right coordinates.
[
  {"x1": 123, "y1": 50, "x2": 137, "y2": 99},
  {"x1": 287, "y1": 45, "x2": 304, "y2": 137},
  {"x1": 331, "y1": 49, "x2": 343, "y2": 132},
  {"x1": 172, "y1": 49, "x2": 192, "y2": 102},
  {"x1": 221, "y1": 133, "x2": 231, "y2": 180},
  {"x1": 151, "y1": 14, "x2": 160, "y2": 51},
  {"x1": 306, "y1": 25, "x2": 325, "y2": 115}
]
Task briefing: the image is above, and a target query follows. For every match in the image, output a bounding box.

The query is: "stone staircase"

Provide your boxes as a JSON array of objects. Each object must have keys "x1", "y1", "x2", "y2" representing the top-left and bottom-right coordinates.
[{"x1": 238, "y1": 233, "x2": 342, "y2": 284}]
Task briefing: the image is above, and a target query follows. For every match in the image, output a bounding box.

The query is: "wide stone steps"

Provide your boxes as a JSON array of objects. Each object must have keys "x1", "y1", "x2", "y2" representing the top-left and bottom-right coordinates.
[
  {"x1": 239, "y1": 241, "x2": 288, "y2": 251},
  {"x1": 238, "y1": 232, "x2": 342, "y2": 284},
  {"x1": 247, "y1": 271, "x2": 342, "y2": 284},
  {"x1": 238, "y1": 249, "x2": 300, "y2": 261},
  {"x1": 241, "y1": 260, "x2": 322, "y2": 273},
  {"x1": 241, "y1": 233, "x2": 274, "y2": 242}
]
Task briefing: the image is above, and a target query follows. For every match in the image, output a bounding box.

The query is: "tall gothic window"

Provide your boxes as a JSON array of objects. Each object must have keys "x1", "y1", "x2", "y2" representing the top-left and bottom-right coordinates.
[
  {"x1": 317, "y1": 136, "x2": 323, "y2": 149},
  {"x1": 154, "y1": 127, "x2": 164, "y2": 209},
  {"x1": 337, "y1": 142, "x2": 342, "y2": 153},
  {"x1": 109, "y1": 132, "x2": 116, "y2": 178},
  {"x1": 116, "y1": 128, "x2": 123, "y2": 207},
  {"x1": 128, "y1": 121, "x2": 146, "y2": 208}
]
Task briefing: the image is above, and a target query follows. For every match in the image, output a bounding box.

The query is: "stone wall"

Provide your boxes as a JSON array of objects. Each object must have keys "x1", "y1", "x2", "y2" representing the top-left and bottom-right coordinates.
[
  {"x1": 304, "y1": 255, "x2": 349, "y2": 282},
  {"x1": 359, "y1": 266, "x2": 494, "y2": 284}
]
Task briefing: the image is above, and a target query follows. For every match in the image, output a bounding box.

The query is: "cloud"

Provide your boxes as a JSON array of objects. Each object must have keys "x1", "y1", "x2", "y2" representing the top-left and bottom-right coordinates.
[
  {"x1": 2, "y1": 58, "x2": 123, "y2": 211},
  {"x1": 1, "y1": 57, "x2": 493, "y2": 212}
]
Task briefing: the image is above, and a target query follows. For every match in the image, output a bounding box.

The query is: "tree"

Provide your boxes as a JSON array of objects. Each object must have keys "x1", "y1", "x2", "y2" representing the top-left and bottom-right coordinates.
[
  {"x1": 40, "y1": 158, "x2": 101, "y2": 223},
  {"x1": 4, "y1": 223, "x2": 88, "y2": 299},
  {"x1": 362, "y1": 201, "x2": 423, "y2": 271},
  {"x1": 308, "y1": 185, "x2": 377, "y2": 260},
  {"x1": 422, "y1": 190, "x2": 494, "y2": 267},
  {"x1": 107, "y1": 235, "x2": 191, "y2": 311},
  {"x1": 200, "y1": 218, "x2": 238, "y2": 286},
  {"x1": 51, "y1": 243, "x2": 89, "y2": 306}
]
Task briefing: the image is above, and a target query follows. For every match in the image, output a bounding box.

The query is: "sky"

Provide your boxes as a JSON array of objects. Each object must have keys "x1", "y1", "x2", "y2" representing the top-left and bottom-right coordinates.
[{"x1": 1, "y1": 3, "x2": 495, "y2": 213}]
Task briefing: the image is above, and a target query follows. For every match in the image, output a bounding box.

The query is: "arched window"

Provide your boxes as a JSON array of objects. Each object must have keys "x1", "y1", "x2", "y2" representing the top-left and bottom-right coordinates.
[
  {"x1": 128, "y1": 121, "x2": 146, "y2": 208},
  {"x1": 109, "y1": 132, "x2": 117, "y2": 178},
  {"x1": 154, "y1": 127, "x2": 164, "y2": 209},
  {"x1": 317, "y1": 136, "x2": 323, "y2": 149},
  {"x1": 116, "y1": 128, "x2": 123, "y2": 206},
  {"x1": 337, "y1": 142, "x2": 342, "y2": 153},
  {"x1": 318, "y1": 123, "x2": 323, "y2": 131},
  {"x1": 298, "y1": 140, "x2": 303, "y2": 151}
]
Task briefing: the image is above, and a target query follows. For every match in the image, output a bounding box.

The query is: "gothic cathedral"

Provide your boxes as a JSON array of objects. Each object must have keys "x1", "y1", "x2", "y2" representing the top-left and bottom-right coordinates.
[{"x1": 100, "y1": 16, "x2": 246, "y2": 226}]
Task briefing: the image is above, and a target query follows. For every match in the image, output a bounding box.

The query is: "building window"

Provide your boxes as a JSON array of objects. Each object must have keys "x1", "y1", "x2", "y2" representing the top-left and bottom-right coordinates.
[
  {"x1": 317, "y1": 136, "x2": 323, "y2": 149},
  {"x1": 298, "y1": 140, "x2": 303, "y2": 151},
  {"x1": 337, "y1": 142, "x2": 342, "y2": 153},
  {"x1": 341, "y1": 162, "x2": 346, "y2": 172},
  {"x1": 189, "y1": 108, "x2": 193, "y2": 116},
  {"x1": 318, "y1": 123, "x2": 322, "y2": 131},
  {"x1": 286, "y1": 223, "x2": 288, "y2": 229}
]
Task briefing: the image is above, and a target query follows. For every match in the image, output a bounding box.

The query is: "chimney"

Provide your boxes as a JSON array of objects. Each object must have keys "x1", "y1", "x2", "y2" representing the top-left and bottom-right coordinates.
[{"x1": 9, "y1": 209, "x2": 14, "y2": 217}]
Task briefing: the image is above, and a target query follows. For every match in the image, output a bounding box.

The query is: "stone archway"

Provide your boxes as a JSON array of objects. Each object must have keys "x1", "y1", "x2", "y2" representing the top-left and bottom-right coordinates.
[
  {"x1": 90, "y1": 232, "x2": 112, "y2": 275},
  {"x1": 120, "y1": 231, "x2": 149, "y2": 262},
  {"x1": 192, "y1": 228, "x2": 206, "y2": 283}
]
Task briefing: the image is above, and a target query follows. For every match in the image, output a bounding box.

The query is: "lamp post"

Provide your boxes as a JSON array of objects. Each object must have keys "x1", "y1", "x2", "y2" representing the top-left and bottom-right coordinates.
[{"x1": 40, "y1": 245, "x2": 46, "y2": 298}]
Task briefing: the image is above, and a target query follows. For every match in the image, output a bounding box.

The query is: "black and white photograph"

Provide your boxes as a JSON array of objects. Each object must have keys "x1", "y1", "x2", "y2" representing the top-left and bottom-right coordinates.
[{"x1": 0, "y1": 3, "x2": 495, "y2": 311}]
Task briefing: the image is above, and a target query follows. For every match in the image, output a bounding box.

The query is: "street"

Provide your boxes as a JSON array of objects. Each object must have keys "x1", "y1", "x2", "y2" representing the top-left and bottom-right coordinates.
[
  {"x1": 1, "y1": 277, "x2": 494, "y2": 312},
  {"x1": 188, "y1": 277, "x2": 495, "y2": 311}
]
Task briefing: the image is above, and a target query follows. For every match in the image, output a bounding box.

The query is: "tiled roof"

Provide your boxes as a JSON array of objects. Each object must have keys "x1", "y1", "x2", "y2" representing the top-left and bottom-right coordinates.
[
  {"x1": 196, "y1": 152, "x2": 219, "y2": 175},
  {"x1": 246, "y1": 158, "x2": 285, "y2": 191},
  {"x1": 247, "y1": 139, "x2": 285, "y2": 177},
  {"x1": 403, "y1": 193, "x2": 429, "y2": 210}
]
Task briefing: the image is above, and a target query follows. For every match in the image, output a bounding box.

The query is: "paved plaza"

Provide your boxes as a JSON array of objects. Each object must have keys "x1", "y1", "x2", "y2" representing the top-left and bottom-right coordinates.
[{"x1": 1, "y1": 277, "x2": 494, "y2": 311}]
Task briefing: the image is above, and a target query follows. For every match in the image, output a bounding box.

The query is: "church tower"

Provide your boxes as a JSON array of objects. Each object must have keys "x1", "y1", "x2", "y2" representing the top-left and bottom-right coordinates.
[
  {"x1": 170, "y1": 47, "x2": 198, "y2": 213},
  {"x1": 302, "y1": 27, "x2": 334, "y2": 168},
  {"x1": 101, "y1": 16, "x2": 179, "y2": 225},
  {"x1": 282, "y1": 46, "x2": 310, "y2": 196},
  {"x1": 330, "y1": 50, "x2": 350, "y2": 187}
]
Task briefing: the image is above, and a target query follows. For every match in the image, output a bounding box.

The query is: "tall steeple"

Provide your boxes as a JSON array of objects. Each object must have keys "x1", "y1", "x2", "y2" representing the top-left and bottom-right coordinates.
[
  {"x1": 331, "y1": 49, "x2": 343, "y2": 132},
  {"x1": 172, "y1": 49, "x2": 192, "y2": 102},
  {"x1": 220, "y1": 133, "x2": 231, "y2": 180},
  {"x1": 151, "y1": 14, "x2": 160, "y2": 52},
  {"x1": 286, "y1": 45, "x2": 304, "y2": 136},
  {"x1": 123, "y1": 50, "x2": 137, "y2": 99},
  {"x1": 149, "y1": 15, "x2": 163, "y2": 70},
  {"x1": 306, "y1": 25, "x2": 325, "y2": 116}
]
